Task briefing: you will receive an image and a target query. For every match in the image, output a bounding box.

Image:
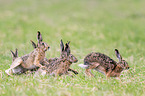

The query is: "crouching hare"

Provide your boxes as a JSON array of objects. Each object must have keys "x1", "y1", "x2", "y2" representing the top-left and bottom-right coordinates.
[
  {"x1": 31, "y1": 39, "x2": 78, "y2": 75},
  {"x1": 5, "y1": 31, "x2": 50, "y2": 75},
  {"x1": 79, "y1": 49, "x2": 129, "y2": 78},
  {"x1": 36, "y1": 39, "x2": 78, "y2": 76}
]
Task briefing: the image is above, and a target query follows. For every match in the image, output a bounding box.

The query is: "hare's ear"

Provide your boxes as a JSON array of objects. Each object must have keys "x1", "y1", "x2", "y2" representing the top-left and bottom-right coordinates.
[
  {"x1": 10, "y1": 50, "x2": 16, "y2": 58},
  {"x1": 15, "y1": 48, "x2": 18, "y2": 57},
  {"x1": 65, "y1": 42, "x2": 70, "y2": 55},
  {"x1": 67, "y1": 41, "x2": 70, "y2": 45},
  {"x1": 31, "y1": 40, "x2": 37, "y2": 48},
  {"x1": 60, "y1": 39, "x2": 64, "y2": 51},
  {"x1": 37, "y1": 31, "x2": 43, "y2": 43},
  {"x1": 115, "y1": 49, "x2": 122, "y2": 62}
]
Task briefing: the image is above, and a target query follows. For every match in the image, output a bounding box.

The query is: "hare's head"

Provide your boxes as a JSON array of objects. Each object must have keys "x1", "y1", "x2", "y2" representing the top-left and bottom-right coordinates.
[
  {"x1": 10, "y1": 48, "x2": 18, "y2": 62},
  {"x1": 115, "y1": 49, "x2": 129, "y2": 70},
  {"x1": 60, "y1": 39, "x2": 78, "y2": 63},
  {"x1": 35, "y1": 31, "x2": 50, "y2": 52}
]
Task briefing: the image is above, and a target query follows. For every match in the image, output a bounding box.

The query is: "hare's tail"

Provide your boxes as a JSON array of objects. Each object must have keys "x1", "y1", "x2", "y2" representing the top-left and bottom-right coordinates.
[{"x1": 78, "y1": 64, "x2": 88, "y2": 69}]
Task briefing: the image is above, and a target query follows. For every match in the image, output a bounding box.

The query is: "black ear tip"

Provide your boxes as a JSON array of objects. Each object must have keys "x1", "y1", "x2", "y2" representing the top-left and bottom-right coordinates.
[
  {"x1": 115, "y1": 49, "x2": 120, "y2": 54},
  {"x1": 115, "y1": 49, "x2": 118, "y2": 52},
  {"x1": 37, "y1": 31, "x2": 41, "y2": 36},
  {"x1": 60, "y1": 39, "x2": 64, "y2": 44},
  {"x1": 65, "y1": 43, "x2": 68, "y2": 46}
]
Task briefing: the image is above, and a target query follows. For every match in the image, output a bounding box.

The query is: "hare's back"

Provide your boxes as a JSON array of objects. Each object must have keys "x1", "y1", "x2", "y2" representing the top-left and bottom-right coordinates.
[
  {"x1": 21, "y1": 54, "x2": 29, "y2": 62},
  {"x1": 46, "y1": 59, "x2": 62, "y2": 73},
  {"x1": 84, "y1": 52, "x2": 117, "y2": 67},
  {"x1": 48, "y1": 58, "x2": 59, "y2": 64}
]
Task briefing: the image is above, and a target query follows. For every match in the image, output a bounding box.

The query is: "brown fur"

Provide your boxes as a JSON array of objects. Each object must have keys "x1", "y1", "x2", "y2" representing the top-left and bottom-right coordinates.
[
  {"x1": 5, "y1": 31, "x2": 50, "y2": 75},
  {"x1": 36, "y1": 40, "x2": 78, "y2": 76},
  {"x1": 81, "y1": 49, "x2": 129, "y2": 77},
  {"x1": 31, "y1": 40, "x2": 78, "y2": 75}
]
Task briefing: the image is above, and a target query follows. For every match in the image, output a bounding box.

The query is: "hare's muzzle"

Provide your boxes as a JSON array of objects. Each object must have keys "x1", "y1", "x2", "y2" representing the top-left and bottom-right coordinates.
[
  {"x1": 125, "y1": 66, "x2": 130, "y2": 70},
  {"x1": 74, "y1": 59, "x2": 78, "y2": 63},
  {"x1": 44, "y1": 46, "x2": 50, "y2": 51}
]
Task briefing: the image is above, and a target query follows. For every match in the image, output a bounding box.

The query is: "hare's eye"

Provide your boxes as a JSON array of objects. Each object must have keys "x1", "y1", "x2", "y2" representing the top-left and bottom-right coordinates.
[{"x1": 42, "y1": 43, "x2": 44, "y2": 45}]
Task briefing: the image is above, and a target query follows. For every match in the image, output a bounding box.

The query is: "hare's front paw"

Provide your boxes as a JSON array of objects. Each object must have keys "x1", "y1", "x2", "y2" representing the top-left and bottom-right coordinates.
[{"x1": 74, "y1": 71, "x2": 78, "y2": 74}]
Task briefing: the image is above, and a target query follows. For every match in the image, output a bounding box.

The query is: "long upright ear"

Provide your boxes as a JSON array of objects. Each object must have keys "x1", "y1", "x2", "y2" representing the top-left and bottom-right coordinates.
[
  {"x1": 37, "y1": 31, "x2": 43, "y2": 43},
  {"x1": 10, "y1": 50, "x2": 16, "y2": 57},
  {"x1": 31, "y1": 40, "x2": 37, "y2": 48},
  {"x1": 65, "y1": 42, "x2": 70, "y2": 55},
  {"x1": 115, "y1": 49, "x2": 122, "y2": 62},
  {"x1": 60, "y1": 39, "x2": 64, "y2": 51},
  {"x1": 15, "y1": 48, "x2": 18, "y2": 57}
]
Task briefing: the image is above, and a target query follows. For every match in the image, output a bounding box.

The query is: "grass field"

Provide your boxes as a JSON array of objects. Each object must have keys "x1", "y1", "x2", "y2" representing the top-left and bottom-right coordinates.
[{"x1": 0, "y1": 0, "x2": 145, "y2": 96}]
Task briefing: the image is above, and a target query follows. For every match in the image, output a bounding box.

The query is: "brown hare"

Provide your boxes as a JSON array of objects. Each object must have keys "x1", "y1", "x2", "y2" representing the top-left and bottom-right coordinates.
[
  {"x1": 36, "y1": 39, "x2": 78, "y2": 76},
  {"x1": 79, "y1": 49, "x2": 129, "y2": 77},
  {"x1": 30, "y1": 40, "x2": 50, "y2": 66},
  {"x1": 5, "y1": 31, "x2": 50, "y2": 75},
  {"x1": 31, "y1": 40, "x2": 78, "y2": 75}
]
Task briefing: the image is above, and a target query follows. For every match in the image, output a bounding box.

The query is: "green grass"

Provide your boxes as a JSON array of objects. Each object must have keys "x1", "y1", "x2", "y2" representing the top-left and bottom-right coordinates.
[{"x1": 0, "y1": 0, "x2": 145, "y2": 96}]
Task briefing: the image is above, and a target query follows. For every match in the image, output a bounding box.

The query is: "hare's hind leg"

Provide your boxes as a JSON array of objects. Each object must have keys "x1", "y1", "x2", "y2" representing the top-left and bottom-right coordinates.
[
  {"x1": 5, "y1": 57, "x2": 23, "y2": 75},
  {"x1": 85, "y1": 68, "x2": 95, "y2": 77},
  {"x1": 85, "y1": 63, "x2": 100, "y2": 77},
  {"x1": 68, "y1": 68, "x2": 78, "y2": 74},
  {"x1": 63, "y1": 71, "x2": 73, "y2": 77}
]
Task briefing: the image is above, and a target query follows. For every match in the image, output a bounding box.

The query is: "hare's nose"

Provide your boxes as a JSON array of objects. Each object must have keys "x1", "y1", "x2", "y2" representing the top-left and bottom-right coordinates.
[
  {"x1": 48, "y1": 46, "x2": 50, "y2": 49},
  {"x1": 74, "y1": 59, "x2": 78, "y2": 63}
]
